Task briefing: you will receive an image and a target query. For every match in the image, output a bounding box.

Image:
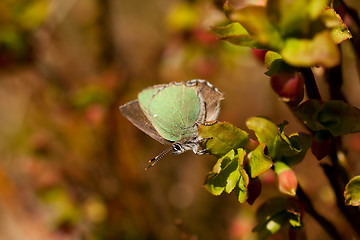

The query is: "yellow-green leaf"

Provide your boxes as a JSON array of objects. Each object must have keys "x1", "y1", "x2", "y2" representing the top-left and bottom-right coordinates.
[
  {"x1": 248, "y1": 143, "x2": 273, "y2": 178},
  {"x1": 237, "y1": 168, "x2": 249, "y2": 203},
  {"x1": 199, "y1": 122, "x2": 249, "y2": 158},
  {"x1": 281, "y1": 31, "x2": 340, "y2": 67},
  {"x1": 228, "y1": 5, "x2": 283, "y2": 50},
  {"x1": 204, "y1": 149, "x2": 246, "y2": 196},
  {"x1": 344, "y1": 176, "x2": 360, "y2": 206},
  {"x1": 321, "y1": 8, "x2": 352, "y2": 44},
  {"x1": 211, "y1": 23, "x2": 260, "y2": 48}
]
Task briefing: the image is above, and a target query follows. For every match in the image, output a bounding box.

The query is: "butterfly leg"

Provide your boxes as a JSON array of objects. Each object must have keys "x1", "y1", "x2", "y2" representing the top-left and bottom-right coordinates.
[
  {"x1": 203, "y1": 121, "x2": 217, "y2": 126},
  {"x1": 195, "y1": 148, "x2": 210, "y2": 155},
  {"x1": 195, "y1": 120, "x2": 217, "y2": 127},
  {"x1": 187, "y1": 141, "x2": 209, "y2": 155},
  {"x1": 199, "y1": 136, "x2": 213, "y2": 141}
]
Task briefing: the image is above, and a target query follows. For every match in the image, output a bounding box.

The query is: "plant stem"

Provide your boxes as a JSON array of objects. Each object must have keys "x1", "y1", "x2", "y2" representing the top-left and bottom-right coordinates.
[
  {"x1": 245, "y1": 138, "x2": 259, "y2": 151},
  {"x1": 336, "y1": 0, "x2": 360, "y2": 78},
  {"x1": 297, "y1": 67, "x2": 360, "y2": 237},
  {"x1": 320, "y1": 138, "x2": 360, "y2": 237},
  {"x1": 325, "y1": 62, "x2": 347, "y2": 101},
  {"x1": 299, "y1": 68, "x2": 322, "y2": 101},
  {"x1": 296, "y1": 185, "x2": 342, "y2": 240},
  {"x1": 338, "y1": 0, "x2": 360, "y2": 28}
]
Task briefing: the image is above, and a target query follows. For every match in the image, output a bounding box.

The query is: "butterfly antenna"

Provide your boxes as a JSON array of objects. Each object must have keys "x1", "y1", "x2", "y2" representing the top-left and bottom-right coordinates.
[{"x1": 145, "y1": 146, "x2": 173, "y2": 170}]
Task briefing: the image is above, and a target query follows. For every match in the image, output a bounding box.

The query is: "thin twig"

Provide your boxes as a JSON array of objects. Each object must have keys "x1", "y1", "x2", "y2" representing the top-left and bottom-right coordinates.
[
  {"x1": 335, "y1": 1, "x2": 360, "y2": 68},
  {"x1": 296, "y1": 185, "x2": 342, "y2": 240},
  {"x1": 297, "y1": 67, "x2": 360, "y2": 238},
  {"x1": 337, "y1": 0, "x2": 360, "y2": 29},
  {"x1": 299, "y1": 68, "x2": 322, "y2": 101},
  {"x1": 321, "y1": 138, "x2": 360, "y2": 237},
  {"x1": 325, "y1": 57, "x2": 347, "y2": 101}
]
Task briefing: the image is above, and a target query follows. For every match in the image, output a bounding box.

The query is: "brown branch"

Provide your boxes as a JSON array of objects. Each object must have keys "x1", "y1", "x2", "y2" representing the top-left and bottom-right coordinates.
[
  {"x1": 294, "y1": 67, "x2": 360, "y2": 238},
  {"x1": 299, "y1": 68, "x2": 322, "y2": 101},
  {"x1": 320, "y1": 137, "x2": 360, "y2": 237},
  {"x1": 297, "y1": 185, "x2": 342, "y2": 240},
  {"x1": 324, "y1": 60, "x2": 347, "y2": 101}
]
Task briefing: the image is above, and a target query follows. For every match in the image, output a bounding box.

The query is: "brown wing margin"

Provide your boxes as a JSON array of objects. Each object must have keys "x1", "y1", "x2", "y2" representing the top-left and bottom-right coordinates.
[
  {"x1": 119, "y1": 100, "x2": 172, "y2": 145},
  {"x1": 191, "y1": 80, "x2": 224, "y2": 121}
]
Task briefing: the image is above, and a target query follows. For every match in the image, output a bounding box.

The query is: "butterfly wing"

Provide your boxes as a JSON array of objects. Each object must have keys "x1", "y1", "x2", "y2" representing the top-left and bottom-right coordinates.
[
  {"x1": 121, "y1": 80, "x2": 222, "y2": 145},
  {"x1": 119, "y1": 99, "x2": 171, "y2": 145},
  {"x1": 139, "y1": 83, "x2": 202, "y2": 142},
  {"x1": 191, "y1": 79, "x2": 224, "y2": 121}
]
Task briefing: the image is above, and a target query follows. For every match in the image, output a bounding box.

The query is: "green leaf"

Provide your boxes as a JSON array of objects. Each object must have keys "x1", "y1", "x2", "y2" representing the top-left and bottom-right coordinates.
[
  {"x1": 281, "y1": 31, "x2": 340, "y2": 67},
  {"x1": 256, "y1": 197, "x2": 287, "y2": 221},
  {"x1": 307, "y1": 0, "x2": 330, "y2": 20},
  {"x1": 295, "y1": 100, "x2": 324, "y2": 131},
  {"x1": 248, "y1": 143, "x2": 273, "y2": 178},
  {"x1": 321, "y1": 8, "x2": 352, "y2": 44},
  {"x1": 211, "y1": 23, "x2": 261, "y2": 48},
  {"x1": 247, "y1": 117, "x2": 311, "y2": 165},
  {"x1": 265, "y1": 58, "x2": 296, "y2": 76},
  {"x1": 274, "y1": 161, "x2": 290, "y2": 173},
  {"x1": 254, "y1": 211, "x2": 290, "y2": 239},
  {"x1": 236, "y1": 167, "x2": 249, "y2": 203},
  {"x1": 204, "y1": 149, "x2": 246, "y2": 196},
  {"x1": 267, "y1": 0, "x2": 308, "y2": 37},
  {"x1": 296, "y1": 100, "x2": 360, "y2": 136},
  {"x1": 272, "y1": 133, "x2": 300, "y2": 159},
  {"x1": 199, "y1": 122, "x2": 249, "y2": 158},
  {"x1": 246, "y1": 117, "x2": 278, "y2": 154},
  {"x1": 319, "y1": 101, "x2": 360, "y2": 136},
  {"x1": 212, "y1": 22, "x2": 249, "y2": 36},
  {"x1": 267, "y1": 0, "x2": 329, "y2": 37},
  {"x1": 264, "y1": 51, "x2": 298, "y2": 78},
  {"x1": 227, "y1": 5, "x2": 283, "y2": 51},
  {"x1": 282, "y1": 133, "x2": 312, "y2": 165},
  {"x1": 253, "y1": 197, "x2": 288, "y2": 239},
  {"x1": 264, "y1": 51, "x2": 282, "y2": 69},
  {"x1": 344, "y1": 176, "x2": 360, "y2": 206},
  {"x1": 253, "y1": 197, "x2": 302, "y2": 239},
  {"x1": 288, "y1": 211, "x2": 302, "y2": 228},
  {"x1": 272, "y1": 125, "x2": 312, "y2": 165}
]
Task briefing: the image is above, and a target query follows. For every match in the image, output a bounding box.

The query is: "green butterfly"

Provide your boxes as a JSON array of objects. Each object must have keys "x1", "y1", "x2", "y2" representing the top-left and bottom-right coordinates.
[{"x1": 120, "y1": 79, "x2": 223, "y2": 169}]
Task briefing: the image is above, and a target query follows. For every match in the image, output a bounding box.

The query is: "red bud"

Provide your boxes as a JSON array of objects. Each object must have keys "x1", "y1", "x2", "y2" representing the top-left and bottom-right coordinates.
[
  {"x1": 311, "y1": 130, "x2": 332, "y2": 160},
  {"x1": 192, "y1": 28, "x2": 218, "y2": 46},
  {"x1": 275, "y1": 162, "x2": 298, "y2": 196},
  {"x1": 270, "y1": 72, "x2": 304, "y2": 105},
  {"x1": 247, "y1": 178, "x2": 262, "y2": 205},
  {"x1": 278, "y1": 169, "x2": 298, "y2": 196},
  {"x1": 251, "y1": 49, "x2": 267, "y2": 63}
]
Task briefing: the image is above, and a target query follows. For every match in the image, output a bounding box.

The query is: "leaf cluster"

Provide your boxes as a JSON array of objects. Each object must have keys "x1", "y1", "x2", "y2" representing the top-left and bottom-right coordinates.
[
  {"x1": 198, "y1": 118, "x2": 311, "y2": 204},
  {"x1": 212, "y1": 0, "x2": 351, "y2": 67},
  {"x1": 199, "y1": 119, "x2": 310, "y2": 237}
]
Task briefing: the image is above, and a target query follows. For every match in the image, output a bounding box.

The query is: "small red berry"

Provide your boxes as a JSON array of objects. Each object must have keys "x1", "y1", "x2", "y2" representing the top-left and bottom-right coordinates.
[
  {"x1": 251, "y1": 49, "x2": 267, "y2": 63},
  {"x1": 270, "y1": 72, "x2": 305, "y2": 105},
  {"x1": 311, "y1": 130, "x2": 332, "y2": 160}
]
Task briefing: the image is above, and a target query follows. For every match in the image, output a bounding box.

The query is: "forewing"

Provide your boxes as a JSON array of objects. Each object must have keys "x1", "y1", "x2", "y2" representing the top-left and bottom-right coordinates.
[{"x1": 119, "y1": 100, "x2": 171, "y2": 145}]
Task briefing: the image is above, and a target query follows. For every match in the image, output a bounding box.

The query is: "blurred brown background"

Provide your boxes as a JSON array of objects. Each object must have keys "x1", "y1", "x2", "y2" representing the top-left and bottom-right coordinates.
[{"x1": 1, "y1": 0, "x2": 360, "y2": 239}]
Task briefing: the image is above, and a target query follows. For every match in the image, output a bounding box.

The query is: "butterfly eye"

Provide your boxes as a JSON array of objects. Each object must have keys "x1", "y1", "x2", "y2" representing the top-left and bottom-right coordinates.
[{"x1": 173, "y1": 143, "x2": 182, "y2": 152}]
